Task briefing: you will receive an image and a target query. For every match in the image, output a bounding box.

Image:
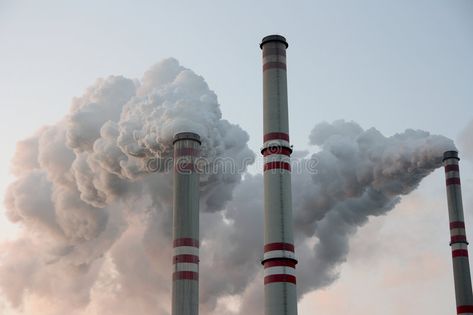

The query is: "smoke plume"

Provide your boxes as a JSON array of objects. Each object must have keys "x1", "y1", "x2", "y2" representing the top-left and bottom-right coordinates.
[{"x1": 1, "y1": 60, "x2": 455, "y2": 315}]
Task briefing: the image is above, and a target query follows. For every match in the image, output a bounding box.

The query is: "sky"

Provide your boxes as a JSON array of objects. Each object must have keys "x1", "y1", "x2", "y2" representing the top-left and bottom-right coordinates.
[{"x1": 0, "y1": 0, "x2": 472, "y2": 314}]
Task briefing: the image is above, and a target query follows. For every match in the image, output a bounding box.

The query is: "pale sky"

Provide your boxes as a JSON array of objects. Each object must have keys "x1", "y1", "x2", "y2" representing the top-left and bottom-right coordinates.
[{"x1": 1, "y1": 1, "x2": 472, "y2": 314}]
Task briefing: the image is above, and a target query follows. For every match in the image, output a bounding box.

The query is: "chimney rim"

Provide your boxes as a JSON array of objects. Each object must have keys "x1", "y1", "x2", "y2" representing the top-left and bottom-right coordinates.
[
  {"x1": 260, "y1": 34, "x2": 288, "y2": 49},
  {"x1": 173, "y1": 132, "x2": 201, "y2": 145},
  {"x1": 443, "y1": 150, "x2": 460, "y2": 162}
]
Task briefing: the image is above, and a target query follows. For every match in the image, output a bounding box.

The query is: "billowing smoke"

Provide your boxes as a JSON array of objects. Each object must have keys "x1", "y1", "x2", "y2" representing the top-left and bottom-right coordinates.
[
  {"x1": 293, "y1": 120, "x2": 455, "y2": 294},
  {"x1": 0, "y1": 59, "x2": 455, "y2": 315}
]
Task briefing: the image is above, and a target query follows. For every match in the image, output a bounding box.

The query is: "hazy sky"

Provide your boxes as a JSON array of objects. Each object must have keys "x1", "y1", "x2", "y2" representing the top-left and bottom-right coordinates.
[{"x1": 1, "y1": 1, "x2": 472, "y2": 314}]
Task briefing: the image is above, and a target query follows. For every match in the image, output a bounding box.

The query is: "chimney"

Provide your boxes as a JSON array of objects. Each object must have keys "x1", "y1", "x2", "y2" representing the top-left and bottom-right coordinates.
[
  {"x1": 260, "y1": 35, "x2": 298, "y2": 315},
  {"x1": 443, "y1": 151, "x2": 473, "y2": 315},
  {"x1": 172, "y1": 132, "x2": 201, "y2": 315}
]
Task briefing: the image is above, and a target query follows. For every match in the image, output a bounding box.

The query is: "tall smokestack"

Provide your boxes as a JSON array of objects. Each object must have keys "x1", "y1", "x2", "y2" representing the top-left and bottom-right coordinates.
[
  {"x1": 443, "y1": 151, "x2": 473, "y2": 315},
  {"x1": 172, "y1": 132, "x2": 201, "y2": 315},
  {"x1": 260, "y1": 35, "x2": 298, "y2": 315}
]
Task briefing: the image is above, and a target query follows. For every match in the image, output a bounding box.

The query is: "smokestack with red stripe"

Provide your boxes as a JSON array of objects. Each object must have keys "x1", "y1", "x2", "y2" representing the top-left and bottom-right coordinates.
[
  {"x1": 260, "y1": 35, "x2": 298, "y2": 315},
  {"x1": 443, "y1": 151, "x2": 473, "y2": 315},
  {"x1": 172, "y1": 132, "x2": 201, "y2": 315}
]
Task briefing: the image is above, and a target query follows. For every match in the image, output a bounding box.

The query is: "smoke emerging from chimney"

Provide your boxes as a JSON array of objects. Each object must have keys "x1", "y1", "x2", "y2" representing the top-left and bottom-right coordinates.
[{"x1": 1, "y1": 59, "x2": 455, "y2": 315}]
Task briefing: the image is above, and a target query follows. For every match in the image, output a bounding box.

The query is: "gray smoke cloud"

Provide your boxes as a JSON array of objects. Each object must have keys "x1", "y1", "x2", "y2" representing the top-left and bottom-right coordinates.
[
  {"x1": 293, "y1": 120, "x2": 455, "y2": 294},
  {"x1": 0, "y1": 60, "x2": 455, "y2": 315}
]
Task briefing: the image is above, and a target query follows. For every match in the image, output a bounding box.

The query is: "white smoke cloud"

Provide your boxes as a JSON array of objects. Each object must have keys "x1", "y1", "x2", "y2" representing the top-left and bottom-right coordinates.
[
  {"x1": 1, "y1": 58, "x2": 254, "y2": 314},
  {"x1": 0, "y1": 60, "x2": 455, "y2": 315}
]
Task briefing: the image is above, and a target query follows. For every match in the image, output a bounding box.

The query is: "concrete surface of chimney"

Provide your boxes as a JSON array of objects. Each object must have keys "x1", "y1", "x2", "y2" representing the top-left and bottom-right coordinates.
[
  {"x1": 443, "y1": 151, "x2": 473, "y2": 315},
  {"x1": 172, "y1": 132, "x2": 201, "y2": 315},
  {"x1": 260, "y1": 34, "x2": 298, "y2": 315}
]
